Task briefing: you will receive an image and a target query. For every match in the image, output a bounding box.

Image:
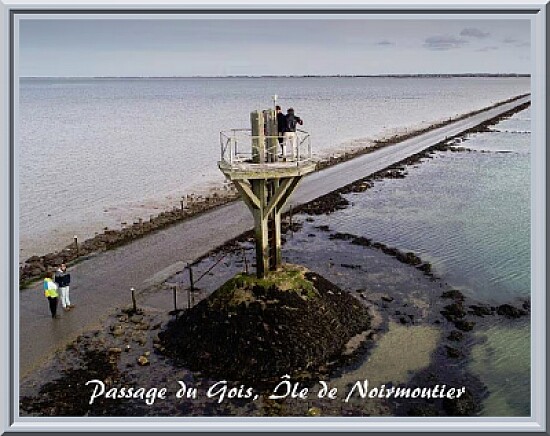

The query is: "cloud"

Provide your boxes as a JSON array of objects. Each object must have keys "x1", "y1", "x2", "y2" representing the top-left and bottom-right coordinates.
[
  {"x1": 503, "y1": 38, "x2": 530, "y2": 48},
  {"x1": 476, "y1": 46, "x2": 499, "y2": 52},
  {"x1": 423, "y1": 35, "x2": 468, "y2": 51},
  {"x1": 460, "y1": 27, "x2": 490, "y2": 38},
  {"x1": 375, "y1": 40, "x2": 395, "y2": 46}
]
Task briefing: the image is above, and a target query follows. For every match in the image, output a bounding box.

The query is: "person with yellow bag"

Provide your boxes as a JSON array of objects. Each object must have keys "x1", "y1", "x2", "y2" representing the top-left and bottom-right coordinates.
[{"x1": 43, "y1": 271, "x2": 60, "y2": 319}]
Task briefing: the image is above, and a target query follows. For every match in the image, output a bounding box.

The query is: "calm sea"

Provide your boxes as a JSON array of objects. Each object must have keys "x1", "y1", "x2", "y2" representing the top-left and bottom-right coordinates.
[
  {"x1": 19, "y1": 76, "x2": 529, "y2": 259},
  {"x1": 311, "y1": 108, "x2": 531, "y2": 416}
]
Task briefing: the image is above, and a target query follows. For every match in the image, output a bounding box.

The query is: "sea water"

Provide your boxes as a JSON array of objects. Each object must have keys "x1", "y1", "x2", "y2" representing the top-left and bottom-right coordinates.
[
  {"x1": 19, "y1": 76, "x2": 529, "y2": 260},
  {"x1": 311, "y1": 108, "x2": 531, "y2": 416}
]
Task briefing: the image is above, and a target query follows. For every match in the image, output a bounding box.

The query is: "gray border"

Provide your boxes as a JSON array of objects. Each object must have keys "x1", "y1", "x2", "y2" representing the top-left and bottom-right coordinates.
[{"x1": 1, "y1": 1, "x2": 547, "y2": 434}]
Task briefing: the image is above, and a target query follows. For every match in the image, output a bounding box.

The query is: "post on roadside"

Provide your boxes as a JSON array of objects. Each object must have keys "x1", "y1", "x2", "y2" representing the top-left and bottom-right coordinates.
[
  {"x1": 74, "y1": 235, "x2": 79, "y2": 256},
  {"x1": 130, "y1": 287, "x2": 137, "y2": 312}
]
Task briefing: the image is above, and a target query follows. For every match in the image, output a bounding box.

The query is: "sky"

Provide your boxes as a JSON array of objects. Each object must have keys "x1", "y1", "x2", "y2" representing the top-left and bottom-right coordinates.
[{"x1": 19, "y1": 18, "x2": 531, "y2": 77}]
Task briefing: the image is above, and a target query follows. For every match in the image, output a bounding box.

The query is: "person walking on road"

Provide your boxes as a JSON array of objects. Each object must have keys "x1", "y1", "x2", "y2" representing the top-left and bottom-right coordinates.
[
  {"x1": 43, "y1": 271, "x2": 60, "y2": 319},
  {"x1": 55, "y1": 263, "x2": 73, "y2": 311}
]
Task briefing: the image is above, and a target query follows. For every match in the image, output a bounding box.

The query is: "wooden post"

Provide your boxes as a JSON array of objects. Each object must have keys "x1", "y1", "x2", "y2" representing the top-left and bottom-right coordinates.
[
  {"x1": 251, "y1": 179, "x2": 269, "y2": 278},
  {"x1": 73, "y1": 235, "x2": 79, "y2": 256},
  {"x1": 173, "y1": 285, "x2": 177, "y2": 312},
  {"x1": 180, "y1": 199, "x2": 184, "y2": 212},
  {"x1": 272, "y1": 208, "x2": 282, "y2": 269},
  {"x1": 250, "y1": 111, "x2": 265, "y2": 163},
  {"x1": 264, "y1": 109, "x2": 278, "y2": 163},
  {"x1": 243, "y1": 248, "x2": 249, "y2": 274},
  {"x1": 130, "y1": 287, "x2": 137, "y2": 312}
]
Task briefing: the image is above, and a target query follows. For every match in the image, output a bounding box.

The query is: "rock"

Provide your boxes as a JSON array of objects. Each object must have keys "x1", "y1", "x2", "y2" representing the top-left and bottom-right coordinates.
[
  {"x1": 407, "y1": 404, "x2": 438, "y2": 416},
  {"x1": 454, "y1": 320, "x2": 475, "y2": 332},
  {"x1": 496, "y1": 304, "x2": 527, "y2": 319},
  {"x1": 135, "y1": 322, "x2": 150, "y2": 331},
  {"x1": 440, "y1": 303, "x2": 466, "y2": 322},
  {"x1": 445, "y1": 346, "x2": 461, "y2": 358},
  {"x1": 137, "y1": 355, "x2": 149, "y2": 366},
  {"x1": 144, "y1": 351, "x2": 150, "y2": 356},
  {"x1": 159, "y1": 269, "x2": 371, "y2": 384},
  {"x1": 417, "y1": 263, "x2": 432, "y2": 274},
  {"x1": 468, "y1": 305, "x2": 493, "y2": 317},
  {"x1": 443, "y1": 389, "x2": 477, "y2": 416},
  {"x1": 133, "y1": 334, "x2": 147, "y2": 346},
  {"x1": 130, "y1": 314, "x2": 144, "y2": 323},
  {"x1": 441, "y1": 290, "x2": 464, "y2": 301},
  {"x1": 381, "y1": 295, "x2": 394, "y2": 302},
  {"x1": 307, "y1": 407, "x2": 321, "y2": 416},
  {"x1": 108, "y1": 347, "x2": 122, "y2": 354},
  {"x1": 447, "y1": 331, "x2": 464, "y2": 342},
  {"x1": 111, "y1": 325, "x2": 125, "y2": 337}
]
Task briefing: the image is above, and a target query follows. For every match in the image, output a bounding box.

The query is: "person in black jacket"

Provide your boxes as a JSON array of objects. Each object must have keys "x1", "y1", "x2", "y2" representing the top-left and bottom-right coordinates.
[
  {"x1": 276, "y1": 105, "x2": 286, "y2": 152},
  {"x1": 55, "y1": 263, "x2": 74, "y2": 311},
  {"x1": 282, "y1": 108, "x2": 303, "y2": 158}
]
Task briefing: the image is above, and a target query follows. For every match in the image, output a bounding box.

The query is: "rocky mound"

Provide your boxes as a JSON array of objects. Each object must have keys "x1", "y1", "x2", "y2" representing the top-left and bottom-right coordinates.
[{"x1": 159, "y1": 266, "x2": 371, "y2": 383}]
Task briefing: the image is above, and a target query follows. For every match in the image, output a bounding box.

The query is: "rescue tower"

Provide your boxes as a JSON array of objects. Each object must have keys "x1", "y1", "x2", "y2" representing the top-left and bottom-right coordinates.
[{"x1": 218, "y1": 106, "x2": 316, "y2": 278}]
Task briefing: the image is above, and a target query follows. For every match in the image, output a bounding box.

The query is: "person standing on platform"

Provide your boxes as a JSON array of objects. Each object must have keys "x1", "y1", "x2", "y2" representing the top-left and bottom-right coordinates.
[
  {"x1": 275, "y1": 105, "x2": 286, "y2": 155},
  {"x1": 44, "y1": 271, "x2": 60, "y2": 319},
  {"x1": 283, "y1": 108, "x2": 303, "y2": 159},
  {"x1": 55, "y1": 263, "x2": 73, "y2": 311}
]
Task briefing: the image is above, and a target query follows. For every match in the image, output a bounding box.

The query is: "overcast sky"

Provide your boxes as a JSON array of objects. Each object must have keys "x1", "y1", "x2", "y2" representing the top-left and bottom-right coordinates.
[{"x1": 19, "y1": 18, "x2": 531, "y2": 77}]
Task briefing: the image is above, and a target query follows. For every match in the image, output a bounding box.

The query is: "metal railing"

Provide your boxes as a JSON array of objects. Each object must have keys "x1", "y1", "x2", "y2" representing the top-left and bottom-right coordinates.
[{"x1": 220, "y1": 128, "x2": 312, "y2": 165}]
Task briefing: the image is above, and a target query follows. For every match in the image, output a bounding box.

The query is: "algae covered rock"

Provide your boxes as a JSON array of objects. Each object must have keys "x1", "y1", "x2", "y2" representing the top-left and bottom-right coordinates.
[{"x1": 159, "y1": 265, "x2": 371, "y2": 383}]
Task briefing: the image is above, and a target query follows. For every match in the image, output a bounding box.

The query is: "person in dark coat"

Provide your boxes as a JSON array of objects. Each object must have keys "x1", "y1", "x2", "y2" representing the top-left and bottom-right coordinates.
[
  {"x1": 276, "y1": 105, "x2": 286, "y2": 152},
  {"x1": 282, "y1": 108, "x2": 303, "y2": 158},
  {"x1": 55, "y1": 263, "x2": 73, "y2": 311}
]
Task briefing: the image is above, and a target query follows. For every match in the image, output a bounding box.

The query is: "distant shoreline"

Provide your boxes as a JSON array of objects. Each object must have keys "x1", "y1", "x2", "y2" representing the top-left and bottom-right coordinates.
[{"x1": 21, "y1": 73, "x2": 531, "y2": 80}]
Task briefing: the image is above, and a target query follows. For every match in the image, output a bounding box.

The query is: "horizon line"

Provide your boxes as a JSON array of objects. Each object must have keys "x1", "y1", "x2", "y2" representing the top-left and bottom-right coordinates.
[{"x1": 20, "y1": 73, "x2": 531, "y2": 79}]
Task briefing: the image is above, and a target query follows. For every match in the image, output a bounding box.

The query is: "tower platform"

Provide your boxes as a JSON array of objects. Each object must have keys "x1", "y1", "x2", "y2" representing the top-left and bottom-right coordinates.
[{"x1": 218, "y1": 110, "x2": 316, "y2": 278}]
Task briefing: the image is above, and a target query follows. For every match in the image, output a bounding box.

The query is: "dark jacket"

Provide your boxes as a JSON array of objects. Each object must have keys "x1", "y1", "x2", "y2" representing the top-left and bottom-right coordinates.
[
  {"x1": 285, "y1": 113, "x2": 303, "y2": 132},
  {"x1": 55, "y1": 269, "x2": 71, "y2": 287},
  {"x1": 277, "y1": 112, "x2": 287, "y2": 134}
]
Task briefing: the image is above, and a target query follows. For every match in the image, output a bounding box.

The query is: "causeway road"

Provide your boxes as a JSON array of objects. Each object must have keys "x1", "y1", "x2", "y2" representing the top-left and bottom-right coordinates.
[{"x1": 18, "y1": 95, "x2": 530, "y2": 379}]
